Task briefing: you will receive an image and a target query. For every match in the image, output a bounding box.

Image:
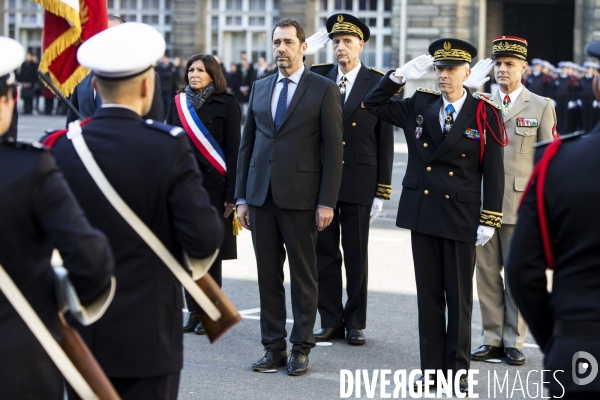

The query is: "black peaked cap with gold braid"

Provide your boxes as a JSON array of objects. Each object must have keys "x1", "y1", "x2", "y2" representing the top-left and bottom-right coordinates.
[
  {"x1": 326, "y1": 13, "x2": 370, "y2": 42},
  {"x1": 428, "y1": 38, "x2": 477, "y2": 66},
  {"x1": 491, "y1": 36, "x2": 528, "y2": 61}
]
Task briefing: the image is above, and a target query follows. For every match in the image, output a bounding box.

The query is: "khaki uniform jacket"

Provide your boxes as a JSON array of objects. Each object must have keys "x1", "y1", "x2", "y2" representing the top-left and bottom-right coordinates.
[{"x1": 493, "y1": 87, "x2": 556, "y2": 224}]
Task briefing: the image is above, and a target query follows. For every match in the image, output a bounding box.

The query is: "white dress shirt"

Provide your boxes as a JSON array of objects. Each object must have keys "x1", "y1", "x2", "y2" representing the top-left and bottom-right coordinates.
[
  {"x1": 439, "y1": 88, "x2": 468, "y2": 130},
  {"x1": 337, "y1": 61, "x2": 362, "y2": 102},
  {"x1": 499, "y1": 84, "x2": 524, "y2": 114}
]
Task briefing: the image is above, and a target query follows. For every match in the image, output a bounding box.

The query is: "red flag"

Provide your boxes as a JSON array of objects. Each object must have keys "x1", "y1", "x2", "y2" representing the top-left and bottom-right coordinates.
[{"x1": 33, "y1": 0, "x2": 107, "y2": 96}]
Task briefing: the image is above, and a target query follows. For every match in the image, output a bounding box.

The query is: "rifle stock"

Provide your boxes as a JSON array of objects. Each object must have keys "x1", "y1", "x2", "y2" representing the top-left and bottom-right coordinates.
[
  {"x1": 192, "y1": 274, "x2": 242, "y2": 343},
  {"x1": 59, "y1": 313, "x2": 121, "y2": 400}
]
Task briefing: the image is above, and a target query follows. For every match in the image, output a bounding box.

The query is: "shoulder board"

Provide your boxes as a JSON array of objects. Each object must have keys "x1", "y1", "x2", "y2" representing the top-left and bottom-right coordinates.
[
  {"x1": 473, "y1": 93, "x2": 501, "y2": 110},
  {"x1": 371, "y1": 67, "x2": 385, "y2": 76},
  {"x1": 533, "y1": 130, "x2": 586, "y2": 148},
  {"x1": 416, "y1": 87, "x2": 441, "y2": 95},
  {"x1": 4, "y1": 138, "x2": 46, "y2": 151},
  {"x1": 311, "y1": 62, "x2": 334, "y2": 68},
  {"x1": 142, "y1": 119, "x2": 185, "y2": 137}
]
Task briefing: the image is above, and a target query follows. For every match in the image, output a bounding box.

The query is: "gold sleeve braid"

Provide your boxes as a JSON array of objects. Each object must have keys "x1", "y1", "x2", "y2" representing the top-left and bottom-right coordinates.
[
  {"x1": 479, "y1": 209, "x2": 503, "y2": 228},
  {"x1": 376, "y1": 184, "x2": 392, "y2": 200}
]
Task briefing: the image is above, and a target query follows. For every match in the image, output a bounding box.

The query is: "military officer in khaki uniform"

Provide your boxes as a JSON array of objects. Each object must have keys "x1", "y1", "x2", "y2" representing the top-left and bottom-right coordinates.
[{"x1": 469, "y1": 36, "x2": 556, "y2": 366}]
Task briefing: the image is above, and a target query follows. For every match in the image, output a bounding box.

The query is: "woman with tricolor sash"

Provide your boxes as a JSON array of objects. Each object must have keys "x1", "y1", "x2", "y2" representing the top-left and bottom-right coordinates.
[{"x1": 166, "y1": 54, "x2": 241, "y2": 336}]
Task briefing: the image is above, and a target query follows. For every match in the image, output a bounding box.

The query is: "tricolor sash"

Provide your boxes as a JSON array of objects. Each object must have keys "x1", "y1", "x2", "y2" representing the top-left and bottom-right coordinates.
[{"x1": 175, "y1": 93, "x2": 226, "y2": 175}]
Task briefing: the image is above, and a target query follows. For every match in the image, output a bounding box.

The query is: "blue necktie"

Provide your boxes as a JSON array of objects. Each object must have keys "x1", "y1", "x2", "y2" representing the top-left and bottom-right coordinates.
[
  {"x1": 443, "y1": 104, "x2": 455, "y2": 136},
  {"x1": 274, "y1": 78, "x2": 290, "y2": 131}
]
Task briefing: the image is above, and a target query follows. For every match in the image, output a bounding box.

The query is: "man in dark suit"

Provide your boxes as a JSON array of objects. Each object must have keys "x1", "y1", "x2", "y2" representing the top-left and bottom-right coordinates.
[
  {"x1": 309, "y1": 14, "x2": 394, "y2": 346},
  {"x1": 48, "y1": 23, "x2": 223, "y2": 399},
  {"x1": 236, "y1": 18, "x2": 343, "y2": 376},
  {"x1": 0, "y1": 36, "x2": 114, "y2": 399},
  {"x1": 364, "y1": 39, "x2": 505, "y2": 395},
  {"x1": 506, "y1": 40, "x2": 600, "y2": 400},
  {"x1": 66, "y1": 16, "x2": 164, "y2": 125}
]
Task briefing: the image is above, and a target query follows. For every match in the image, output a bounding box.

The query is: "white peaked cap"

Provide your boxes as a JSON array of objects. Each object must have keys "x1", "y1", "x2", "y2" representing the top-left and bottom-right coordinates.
[
  {"x1": 77, "y1": 22, "x2": 166, "y2": 80},
  {"x1": 0, "y1": 37, "x2": 26, "y2": 87}
]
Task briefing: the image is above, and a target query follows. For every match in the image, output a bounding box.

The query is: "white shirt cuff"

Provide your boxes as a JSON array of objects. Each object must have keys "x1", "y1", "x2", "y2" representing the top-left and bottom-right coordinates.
[{"x1": 236, "y1": 198, "x2": 247, "y2": 205}]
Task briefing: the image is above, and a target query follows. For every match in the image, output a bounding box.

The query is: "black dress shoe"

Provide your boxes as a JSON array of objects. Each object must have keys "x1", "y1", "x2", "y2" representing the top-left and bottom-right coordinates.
[
  {"x1": 505, "y1": 348, "x2": 526, "y2": 365},
  {"x1": 470, "y1": 345, "x2": 504, "y2": 361},
  {"x1": 347, "y1": 329, "x2": 366, "y2": 345},
  {"x1": 413, "y1": 373, "x2": 437, "y2": 391},
  {"x1": 183, "y1": 312, "x2": 199, "y2": 333},
  {"x1": 194, "y1": 322, "x2": 206, "y2": 335},
  {"x1": 314, "y1": 327, "x2": 345, "y2": 342},
  {"x1": 252, "y1": 349, "x2": 287, "y2": 372},
  {"x1": 287, "y1": 350, "x2": 309, "y2": 376}
]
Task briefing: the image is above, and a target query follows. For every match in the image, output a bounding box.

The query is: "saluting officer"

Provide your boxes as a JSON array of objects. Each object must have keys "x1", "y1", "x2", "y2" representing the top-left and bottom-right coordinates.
[
  {"x1": 0, "y1": 37, "x2": 114, "y2": 399},
  {"x1": 467, "y1": 36, "x2": 556, "y2": 366},
  {"x1": 364, "y1": 39, "x2": 505, "y2": 395},
  {"x1": 506, "y1": 40, "x2": 600, "y2": 400},
  {"x1": 45, "y1": 23, "x2": 223, "y2": 399},
  {"x1": 309, "y1": 13, "x2": 394, "y2": 346}
]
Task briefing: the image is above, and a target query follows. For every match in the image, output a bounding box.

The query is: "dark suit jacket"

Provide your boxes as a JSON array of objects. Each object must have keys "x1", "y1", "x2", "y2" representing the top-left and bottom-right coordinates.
[
  {"x1": 235, "y1": 66, "x2": 343, "y2": 210},
  {"x1": 51, "y1": 107, "x2": 223, "y2": 377},
  {"x1": 364, "y1": 72, "x2": 505, "y2": 243},
  {"x1": 311, "y1": 63, "x2": 394, "y2": 205},
  {"x1": 506, "y1": 129, "x2": 600, "y2": 394},
  {"x1": 66, "y1": 72, "x2": 165, "y2": 126},
  {"x1": 0, "y1": 141, "x2": 113, "y2": 398},
  {"x1": 166, "y1": 92, "x2": 241, "y2": 260}
]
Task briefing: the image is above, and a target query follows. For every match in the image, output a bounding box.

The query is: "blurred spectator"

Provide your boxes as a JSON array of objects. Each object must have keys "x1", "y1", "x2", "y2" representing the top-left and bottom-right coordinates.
[
  {"x1": 17, "y1": 53, "x2": 38, "y2": 114},
  {"x1": 41, "y1": 86, "x2": 55, "y2": 115},
  {"x1": 155, "y1": 54, "x2": 177, "y2": 118}
]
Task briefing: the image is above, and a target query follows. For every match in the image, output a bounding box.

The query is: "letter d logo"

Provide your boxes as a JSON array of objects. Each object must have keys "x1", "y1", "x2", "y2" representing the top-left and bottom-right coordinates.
[{"x1": 572, "y1": 351, "x2": 598, "y2": 386}]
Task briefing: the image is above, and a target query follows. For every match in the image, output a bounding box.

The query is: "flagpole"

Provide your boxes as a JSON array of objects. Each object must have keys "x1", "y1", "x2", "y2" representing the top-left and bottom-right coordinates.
[{"x1": 38, "y1": 71, "x2": 81, "y2": 120}]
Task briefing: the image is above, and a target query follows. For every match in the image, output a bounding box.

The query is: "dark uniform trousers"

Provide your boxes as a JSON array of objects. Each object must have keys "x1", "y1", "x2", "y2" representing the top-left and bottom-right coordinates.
[
  {"x1": 316, "y1": 201, "x2": 371, "y2": 329},
  {"x1": 411, "y1": 231, "x2": 476, "y2": 373},
  {"x1": 249, "y1": 191, "x2": 318, "y2": 354}
]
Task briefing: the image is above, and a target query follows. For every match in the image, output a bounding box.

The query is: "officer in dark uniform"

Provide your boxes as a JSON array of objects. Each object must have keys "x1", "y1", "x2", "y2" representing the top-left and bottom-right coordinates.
[
  {"x1": 579, "y1": 61, "x2": 599, "y2": 132},
  {"x1": 526, "y1": 58, "x2": 552, "y2": 98},
  {"x1": 308, "y1": 13, "x2": 394, "y2": 346},
  {"x1": 364, "y1": 38, "x2": 505, "y2": 394},
  {"x1": 506, "y1": 40, "x2": 600, "y2": 399},
  {"x1": 554, "y1": 62, "x2": 578, "y2": 135},
  {"x1": 45, "y1": 23, "x2": 223, "y2": 399},
  {"x1": 0, "y1": 36, "x2": 114, "y2": 399}
]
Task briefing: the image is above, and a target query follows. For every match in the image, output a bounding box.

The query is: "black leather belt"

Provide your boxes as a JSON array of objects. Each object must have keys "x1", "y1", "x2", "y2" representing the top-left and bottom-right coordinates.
[{"x1": 553, "y1": 320, "x2": 600, "y2": 338}]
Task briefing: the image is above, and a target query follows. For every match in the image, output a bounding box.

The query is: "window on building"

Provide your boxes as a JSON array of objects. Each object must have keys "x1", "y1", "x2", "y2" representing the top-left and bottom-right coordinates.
[
  {"x1": 8, "y1": 14, "x2": 15, "y2": 24},
  {"x1": 383, "y1": 35, "x2": 392, "y2": 69},
  {"x1": 359, "y1": 0, "x2": 377, "y2": 11},
  {"x1": 226, "y1": 0, "x2": 242, "y2": 10},
  {"x1": 107, "y1": 0, "x2": 114, "y2": 8},
  {"x1": 249, "y1": 16, "x2": 265, "y2": 26},
  {"x1": 212, "y1": 0, "x2": 219, "y2": 10},
  {"x1": 320, "y1": 0, "x2": 327, "y2": 11},
  {"x1": 8, "y1": 0, "x2": 16, "y2": 9},
  {"x1": 165, "y1": 0, "x2": 172, "y2": 9},
  {"x1": 249, "y1": 0, "x2": 266, "y2": 11},
  {"x1": 142, "y1": 0, "x2": 159, "y2": 9},
  {"x1": 142, "y1": 14, "x2": 159, "y2": 24},
  {"x1": 121, "y1": 0, "x2": 137, "y2": 10},
  {"x1": 125, "y1": 14, "x2": 137, "y2": 22},
  {"x1": 22, "y1": 0, "x2": 37, "y2": 9},
  {"x1": 165, "y1": 15, "x2": 171, "y2": 24},
  {"x1": 384, "y1": 0, "x2": 392, "y2": 11},
  {"x1": 212, "y1": 16, "x2": 219, "y2": 29},
  {"x1": 273, "y1": 0, "x2": 280, "y2": 10},
  {"x1": 384, "y1": 18, "x2": 391, "y2": 27},
  {"x1": 21, "y1": 13, "x2": 37, "y2": 24},
  {"x1": 368, "y1": 17, "x2": 376, "y2": 27},
  {"x1": 226, "y1": 16, "x2": 242, "y2": 25}
]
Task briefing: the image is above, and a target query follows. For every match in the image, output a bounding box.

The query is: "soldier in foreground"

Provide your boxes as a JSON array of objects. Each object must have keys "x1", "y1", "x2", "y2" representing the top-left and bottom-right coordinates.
[{"x1": 45, "y1": 23, "x2": 223, "y2": 399}]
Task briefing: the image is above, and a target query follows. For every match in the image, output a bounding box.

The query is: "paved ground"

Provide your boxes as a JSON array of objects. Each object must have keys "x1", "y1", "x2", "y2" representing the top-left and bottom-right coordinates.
[{"x1": 17, "y1": 114, "x2": 553, "y2": 399}]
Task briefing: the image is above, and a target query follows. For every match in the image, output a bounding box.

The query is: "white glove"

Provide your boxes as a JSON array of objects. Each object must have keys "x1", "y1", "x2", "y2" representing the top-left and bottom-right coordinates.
[
  {"x1": 553, "y1": 100, "x2": 557, "y2": 107},
  {"x1": 577, "y1": 99, "x2": 583, "y2": 107},
  {"x1": 568, "y1": 101, "x2": 577, "y2": 109},
  {"x1": 593, "y1": 100, "x2": 599, "y2": 108},
  {"x1": 475, "y1": 225, "x2": 495, "y2": 247},
  {"x1": 395, "y1": 54, "x2": 434, "y2": 83},
  {"x1": 464, "y1": 58, "x2": 493, "y2": 89},
  {"x1": 304, "y1": 31, "x2": 330, "y2": 56},
  {"x1": 369, "y1": 197, "x2": 383, "y2": 223}
]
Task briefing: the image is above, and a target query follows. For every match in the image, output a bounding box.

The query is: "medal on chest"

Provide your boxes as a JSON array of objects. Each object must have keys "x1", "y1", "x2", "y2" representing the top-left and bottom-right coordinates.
[{"x1": 415, "y1": 115, "x2": 423, "y2": 139}]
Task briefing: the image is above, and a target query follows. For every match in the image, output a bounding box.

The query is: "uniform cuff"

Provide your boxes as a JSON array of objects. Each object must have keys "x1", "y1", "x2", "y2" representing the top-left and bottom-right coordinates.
[
  {"x1": 375, "y1": 183, "x2": 392, "y2": 200},
  {"x1": 479, "y1": 210, "x2": 503, "y2": 228}
]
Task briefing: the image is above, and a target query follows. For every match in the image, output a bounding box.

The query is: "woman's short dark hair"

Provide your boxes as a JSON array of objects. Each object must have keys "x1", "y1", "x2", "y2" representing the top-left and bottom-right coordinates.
[{"x1": 184, "y1": 54, "x2": 227, "y2": 94}]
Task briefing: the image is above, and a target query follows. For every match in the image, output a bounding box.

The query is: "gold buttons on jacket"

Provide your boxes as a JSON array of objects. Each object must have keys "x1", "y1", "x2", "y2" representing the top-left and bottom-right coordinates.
[
  {"x1": 461, "y1": 153, "x2": 466, "y2": 158},
  {"x1": 352, "y1": 122, "x2": 357, "y2": 127},
  {"x1": 424, "y1": 143, "x2": 429, "y2": 148},
  {"x1": 426, "y1": 166, "x2": 431, "y2": 171},
  {"x1": 342, "y1": 161, "x2": 345, "y2": 164},
  {"x1": 445, "y1": 195, "x2": 450, "y2": 199},
  {"x1": 449, "y1": 172, "x2": 454, "y2": 176},
  {"x1": 343, "y1": 141, "x2": 346, "y2": 145},
  {"x1": 424, "y1": 190, "x2": 429, "y2": 195}
]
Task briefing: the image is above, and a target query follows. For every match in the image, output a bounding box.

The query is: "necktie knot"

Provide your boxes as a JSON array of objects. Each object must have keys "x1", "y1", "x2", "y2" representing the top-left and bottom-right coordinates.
[
  {"x1": 281, "y1": 77, "x2": 290, "y2": 86},
  {"x1": 445, "y1": 104, "x2": 455, "y2": 116},
  {"x1": 504, "y1": 94, "x2": 510, "y2": 105}
]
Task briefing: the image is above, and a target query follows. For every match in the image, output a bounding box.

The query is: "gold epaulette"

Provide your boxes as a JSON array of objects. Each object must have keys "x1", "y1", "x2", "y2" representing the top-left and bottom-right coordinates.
[
  {"x1": 479, "y1": 210, "x2": 503, "y2": 228},
  {"x1": 371, "y1": 67, "x2": 385, "y2": 75},
  {"x1": 311, "y1": 62, "x2": 334, "y2": 67},
  {"x1": 376, "y1": 183, "x2": 392, "y2": 200},
  {"x1": 416, "y1": 87, "x2": 441, "y2": 95},
  {"x1": 474, "y1": 93, "x2": 501, "y2": 110}
]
